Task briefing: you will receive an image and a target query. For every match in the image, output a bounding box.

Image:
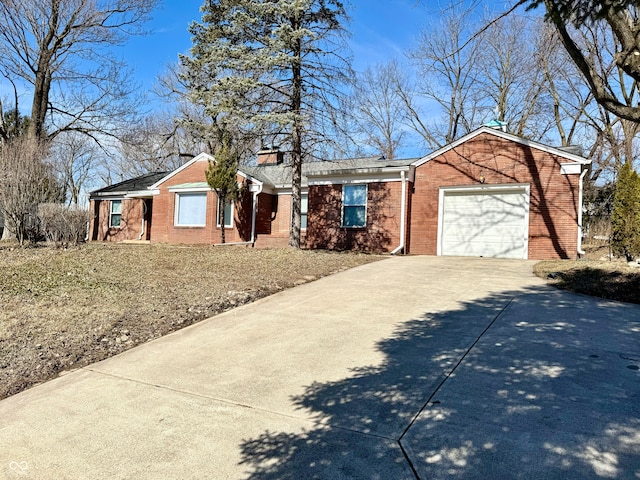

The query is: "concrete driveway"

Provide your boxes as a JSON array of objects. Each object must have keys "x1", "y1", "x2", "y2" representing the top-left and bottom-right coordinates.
[{"x1": 1, "y1": 256, "x2": 639, "y2": 479}]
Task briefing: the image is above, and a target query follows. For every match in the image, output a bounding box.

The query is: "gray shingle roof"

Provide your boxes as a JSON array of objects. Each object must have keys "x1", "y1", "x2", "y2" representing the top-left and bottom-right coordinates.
[
  {"x1": 241, "y1": 156, "x2": 417, "y2": 187},
  {"x1": 90, "y1": 171, "x2": 170, "y2": 196}
]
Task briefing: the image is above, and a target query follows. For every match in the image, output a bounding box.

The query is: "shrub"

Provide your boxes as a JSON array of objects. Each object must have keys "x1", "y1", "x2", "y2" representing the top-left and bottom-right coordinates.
[
  {"x1": 611, "y1": 162, "x2": 640, "y2": 261},
  {"x1": 37, "y1": 203, "x2": 88, "y2": 247}
]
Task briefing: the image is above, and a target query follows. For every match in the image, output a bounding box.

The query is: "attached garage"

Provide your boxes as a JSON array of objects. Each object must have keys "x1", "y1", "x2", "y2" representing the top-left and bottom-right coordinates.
[
  {"x1": 438, "y1": 185, "x2": 530, "y2": 259},
  {"x1": 408, "y1": 127, "x2": 590, "y2": 259}
]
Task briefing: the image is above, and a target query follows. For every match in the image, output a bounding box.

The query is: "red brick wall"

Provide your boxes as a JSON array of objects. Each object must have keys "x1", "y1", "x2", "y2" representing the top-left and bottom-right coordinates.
[
  {"x1": 306, "y1": 182, "x2": 404, "y2": 253},
  {"x1": 150, "y1": 159, "x2": 251, "y2": 244},
  {"x1": 408, "y1": 132, "x2": 580, "y2": 259},
  {"x1": 89, "y1": 198, "x2": 144, "y2": 242},
  {"x1": 251, "y1": 192, "x2": 292, "y2": 247}
]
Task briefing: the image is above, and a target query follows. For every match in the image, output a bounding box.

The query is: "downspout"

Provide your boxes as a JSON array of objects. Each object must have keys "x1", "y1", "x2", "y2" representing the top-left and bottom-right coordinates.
[
  {"x1": 85, "y1": 193, "x2": 91, "y2": 242},
  {"x1": 251, "y1": 183, "x2": 263, "y2": 245},
  {"x1": 137, "y1": 200, "x2": 146, "y2": 241},
  {"x1": 391, "y1": 170, "x2": 407, "y2": 255},
  {"x1": 577, "y1": 167, "x2": 588, "y2": 256}
]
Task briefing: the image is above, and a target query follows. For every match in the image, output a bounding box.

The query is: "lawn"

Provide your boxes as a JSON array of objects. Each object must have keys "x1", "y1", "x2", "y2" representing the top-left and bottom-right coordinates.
[
  {"x1": 0, "y1": 243, "x2": 382, "y2": 399},
  {"x1": 534, "y1": 244, "x2": 640, "y2": 304}
]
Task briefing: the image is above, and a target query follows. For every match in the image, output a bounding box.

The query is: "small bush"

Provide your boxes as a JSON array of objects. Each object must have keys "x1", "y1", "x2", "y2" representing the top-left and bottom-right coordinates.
[
  {"x1": 611, "y1": 162, "x2": 640, "y2": 261},
  {"x1": 37, "y1": 203, "x2": 88, "y2": 247}
]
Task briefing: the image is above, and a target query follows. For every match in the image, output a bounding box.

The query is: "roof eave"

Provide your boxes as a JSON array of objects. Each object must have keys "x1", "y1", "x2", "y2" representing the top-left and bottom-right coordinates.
[
  {"x1": 307, "y1": 165, "x2": 412, "y2": 178},
  {"x1": 411, "y1": 127, "x2": 592, "y2": 167}
]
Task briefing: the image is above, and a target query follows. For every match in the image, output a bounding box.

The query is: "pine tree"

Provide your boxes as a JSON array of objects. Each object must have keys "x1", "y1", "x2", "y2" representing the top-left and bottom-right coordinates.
[
  {"x1": 205, "y1": 132, "x2": 240, "y2": 244},
  {"x1": 611, "y1": 161, "x2": 640, "y2": 261},
  {"x1": 180, "y1": 0, "x2": 351, "y2": 248}
]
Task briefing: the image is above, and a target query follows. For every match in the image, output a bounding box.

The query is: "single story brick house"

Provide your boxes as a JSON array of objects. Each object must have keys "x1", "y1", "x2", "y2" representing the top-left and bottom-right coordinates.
[{"x1": 88, "y1": 126, "x2": 591, "y2": 259}]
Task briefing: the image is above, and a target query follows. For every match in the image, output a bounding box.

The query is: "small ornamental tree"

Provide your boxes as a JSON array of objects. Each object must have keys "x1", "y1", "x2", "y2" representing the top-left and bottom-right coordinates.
[
  {"x1": 205, "y1": 134, "x2": 239, "y2": 244},
  {"x1": 611, "y1": 161, "x2": 640, "y2": 261}
]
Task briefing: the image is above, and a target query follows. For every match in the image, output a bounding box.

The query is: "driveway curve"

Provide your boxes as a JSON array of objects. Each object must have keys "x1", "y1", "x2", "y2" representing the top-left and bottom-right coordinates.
[{"x1": 1, "y1": 256, "x2": 639, "y2": 479}]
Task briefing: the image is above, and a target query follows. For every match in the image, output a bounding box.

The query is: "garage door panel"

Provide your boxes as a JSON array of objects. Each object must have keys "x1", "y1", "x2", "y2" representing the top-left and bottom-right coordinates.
[{"x1": 440, "y1": 189, "x2": 528, "y2": 259}]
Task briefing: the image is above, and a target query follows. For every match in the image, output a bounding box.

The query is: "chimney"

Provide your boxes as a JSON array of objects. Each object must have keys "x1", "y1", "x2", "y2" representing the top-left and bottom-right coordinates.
[{"x1": 257, "y1": 146, "x2": 284, "y2": 165}]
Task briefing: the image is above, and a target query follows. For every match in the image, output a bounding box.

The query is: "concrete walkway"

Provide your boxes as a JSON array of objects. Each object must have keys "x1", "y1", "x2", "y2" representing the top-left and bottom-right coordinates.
[{"x1": 1, "y1": 256, "x2": 639, "y2": 479}]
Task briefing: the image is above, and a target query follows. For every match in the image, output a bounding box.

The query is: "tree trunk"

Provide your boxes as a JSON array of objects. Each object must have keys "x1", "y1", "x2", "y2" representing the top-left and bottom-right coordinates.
[
  {"x1": 288, "y1": 17, "x2": 303, "y2": 249},
  {"x1": 219, "y1": 195, "x2": 226, "y2": 244}
]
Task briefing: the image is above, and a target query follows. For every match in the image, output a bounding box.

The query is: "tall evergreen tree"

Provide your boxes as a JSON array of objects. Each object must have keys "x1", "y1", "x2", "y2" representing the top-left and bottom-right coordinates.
[
  {"x1": 180, "y1": 0, "x2": 351, "y2": 248},
  {"x1": 611, "y1": 161, "x2": 640, "y2": 261}
]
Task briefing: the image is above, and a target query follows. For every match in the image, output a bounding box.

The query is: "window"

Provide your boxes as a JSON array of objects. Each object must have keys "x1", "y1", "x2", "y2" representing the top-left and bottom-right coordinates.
[
  {"x1": 342, "y1": 184, "x2": 367, "y2": 228},
  {"x1": 301, "y1": 194, "x2": 308, "y2": 230},
  {"x1": 175, "y1": 193, "x2": 207, "y2": 226},
  {"x1": 216, "y1": 199, "x2": 234, "y2": 228},
  {"x1": 109, "y1": 200, "x2": 122, "y2": 228}
]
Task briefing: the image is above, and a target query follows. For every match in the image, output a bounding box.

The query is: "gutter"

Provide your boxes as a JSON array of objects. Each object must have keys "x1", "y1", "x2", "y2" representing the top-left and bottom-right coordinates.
[
  {"x1": 391, "y1": 170, "x2": 407, "y2": 255},
  {"x1": 577, "y1": 167, "x2": 588, "y2": 256}
]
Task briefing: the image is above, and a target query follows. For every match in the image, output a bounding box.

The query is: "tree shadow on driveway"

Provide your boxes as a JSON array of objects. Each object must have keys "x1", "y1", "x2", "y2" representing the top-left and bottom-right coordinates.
[{"x1": 239, "y1": 286, "x2": 640, "y2": 479}]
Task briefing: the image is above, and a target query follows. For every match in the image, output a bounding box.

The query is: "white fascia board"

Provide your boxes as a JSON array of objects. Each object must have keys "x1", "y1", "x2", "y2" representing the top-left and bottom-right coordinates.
[
  {"x1": 149, "y1": 152, "x2": 214, "y2": 189},
  {"x1": 124, "y1": 190, "x2": 156, "y2": 198},
  {"x1": 439, "y1": 182, "x2": 530, "y2": 193},
  {"x1": 307, "y1": 170, "x2": 406, "y2": 186},
  {"x1": 91, "y1": 191, "x2": 149, "y2": 199},
  {"x1": 308, "y1": 165, "x2": 410, "y2": 178},
  {"x1": 560, "y1": 163, "x2": 583, "y2": 175},
  {"x1": 169, "y1": 186, "x2": 211, "y2": 193},
  {"x1": 275, "y1": 187, "x2": 308, "y2": 196},
  {"x1": 412, "y1": 127, "x2": 591, "y2": 168}
]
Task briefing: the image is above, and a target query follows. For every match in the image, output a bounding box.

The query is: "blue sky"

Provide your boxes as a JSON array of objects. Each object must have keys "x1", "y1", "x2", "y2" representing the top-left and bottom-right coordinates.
[{"x1": 123, "y1": 0, "x2": 447, "y2": 95}]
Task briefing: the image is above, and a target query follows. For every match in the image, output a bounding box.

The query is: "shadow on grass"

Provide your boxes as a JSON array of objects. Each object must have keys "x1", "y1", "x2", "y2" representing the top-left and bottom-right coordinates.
[
  {"x1": 550, "y1": 267, "x2": 640, "y2": 304},
  {"x1": 239, "y1": 286, "x2": 640, "y2": 479}
]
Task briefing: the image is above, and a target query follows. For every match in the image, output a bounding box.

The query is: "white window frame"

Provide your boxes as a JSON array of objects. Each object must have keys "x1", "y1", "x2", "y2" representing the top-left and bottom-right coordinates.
[
  {"x1": 109, "y1": 200, "x2": 122, "y2": 228},
  {"x1": 342, "y1": 184, "x2": 367, "y2": 228},
  {"x1": 301, "y1": 194, "x2": 308, "y2": 230},
  {"x1": 288, "y1": 192, "x2": 309, "y2": 231},
  {"x1": 174, "y1": 192, "x2": 207, "y2": 227},
  {"x1": 216, "y1": 198, "x2": 234, "y2": 228}
]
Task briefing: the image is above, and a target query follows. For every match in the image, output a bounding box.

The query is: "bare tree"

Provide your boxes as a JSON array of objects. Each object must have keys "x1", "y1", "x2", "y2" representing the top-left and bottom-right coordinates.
[
  {"x1": 117, "y1": 113, "x2": 197, "y2": 177},
  {"x1": 0, "y1": 0, "x2": 157, "y2": 143},
  {"x1": 476, "y1": 15, "x2": 552, "y2": 139},
  {"x1": 525, "y1": 0, "x2": 640, "y2": 122},
  {"x1": 50, "y1": 132, "x2": 99, "y2": 206},
  {"x1": 349, "y1": 60, "x2": 410, "y2": 159},
  {"x1": 408, "y1": 4, "x2": 487, "y2": 148},
  {"x1": 0, "y1": 137, "x2": 61, "y2": 244}
]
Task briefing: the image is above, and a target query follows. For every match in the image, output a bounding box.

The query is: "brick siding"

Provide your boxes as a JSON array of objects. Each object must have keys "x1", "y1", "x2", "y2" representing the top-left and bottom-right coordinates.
[
  {"x1": 408, "y1": 132, "x2": 580, "y2": 259},
  {"x1": 306, "y1": 182, "x2": 405, "y2": 252}
]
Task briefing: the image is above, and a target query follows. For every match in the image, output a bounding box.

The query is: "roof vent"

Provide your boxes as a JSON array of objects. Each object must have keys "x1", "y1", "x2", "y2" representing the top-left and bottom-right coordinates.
[{"x1": 483, "y1": 119, "x2": 507, "y2": 132}]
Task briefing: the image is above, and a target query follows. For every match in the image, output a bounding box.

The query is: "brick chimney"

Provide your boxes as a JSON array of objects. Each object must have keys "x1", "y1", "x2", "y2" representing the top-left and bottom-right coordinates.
[{"x1": 257, "y1": 146, "x2": 284, "y2": 165}]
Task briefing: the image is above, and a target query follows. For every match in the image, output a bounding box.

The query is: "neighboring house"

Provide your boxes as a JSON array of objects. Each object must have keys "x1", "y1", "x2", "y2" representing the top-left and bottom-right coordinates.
[{"x1": 88, "y1": 126, "x2": 591, "y2": 259}]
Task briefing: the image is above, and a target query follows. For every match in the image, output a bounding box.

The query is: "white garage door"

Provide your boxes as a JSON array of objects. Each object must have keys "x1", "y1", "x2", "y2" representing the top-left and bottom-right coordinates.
[{"x1": 440, "y1": 188, "x2": 529, "y2": 259}]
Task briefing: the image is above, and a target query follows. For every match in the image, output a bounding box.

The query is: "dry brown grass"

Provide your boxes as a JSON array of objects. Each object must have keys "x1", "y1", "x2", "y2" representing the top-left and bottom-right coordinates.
[
  {"x1": 0, "y1": 243, "x2": 383, "y2": 399},
  {"x1": 534, "y1": 243, "x2": 640, "y2": 305}
]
